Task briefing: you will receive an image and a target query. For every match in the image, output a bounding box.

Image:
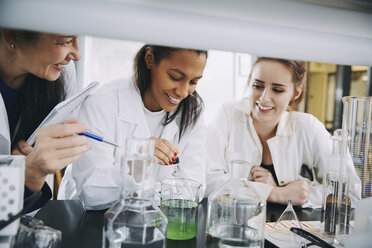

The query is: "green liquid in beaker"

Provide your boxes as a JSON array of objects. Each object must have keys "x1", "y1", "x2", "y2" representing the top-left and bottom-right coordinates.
[{"x1": 160, "y1": 199, "x2": 198, "y2": 240}]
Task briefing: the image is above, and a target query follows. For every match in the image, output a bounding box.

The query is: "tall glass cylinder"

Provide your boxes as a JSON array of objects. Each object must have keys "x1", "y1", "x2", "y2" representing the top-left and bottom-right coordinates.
[
  {"x1": 206, "y1": 159, "x2": 266, "y2": 248},
  {"x1": 103, "y1": 138, "x2": 167, "y2": 248},
  {"x1": 342, "y1": 96, "x2": 372, "y2": 198}
]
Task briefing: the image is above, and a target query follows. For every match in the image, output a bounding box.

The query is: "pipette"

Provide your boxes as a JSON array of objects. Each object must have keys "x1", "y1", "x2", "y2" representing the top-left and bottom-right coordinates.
[{"x1": 79, "y1": 132, "x2": 121, "y2": 148}]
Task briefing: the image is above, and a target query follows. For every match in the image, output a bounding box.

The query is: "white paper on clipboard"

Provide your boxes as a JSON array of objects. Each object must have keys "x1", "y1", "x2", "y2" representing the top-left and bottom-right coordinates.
[{"x1": 26, "y1": 81, "x2": 100, "y2": 146}]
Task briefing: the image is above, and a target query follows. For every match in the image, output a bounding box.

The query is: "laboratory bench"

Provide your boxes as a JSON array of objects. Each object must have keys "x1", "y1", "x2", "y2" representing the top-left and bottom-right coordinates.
[{"x1": 34, "y1": 199, "x2": 321, "y2": 248}]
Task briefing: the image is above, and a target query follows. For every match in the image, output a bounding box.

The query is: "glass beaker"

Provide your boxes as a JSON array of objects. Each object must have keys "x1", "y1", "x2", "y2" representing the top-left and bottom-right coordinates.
[
  {"x1": 342, "y1": 96, "x2": 372, "y2": 198},
  {"x1": 206, "y1": 159, "x2": 266, "y2": 248},
  {"x1": 103, "y1": 138, "x2": 167, "y2": 248},
  {"x1": 160, "y1": 178, "x2": 201, "y2": 240}
]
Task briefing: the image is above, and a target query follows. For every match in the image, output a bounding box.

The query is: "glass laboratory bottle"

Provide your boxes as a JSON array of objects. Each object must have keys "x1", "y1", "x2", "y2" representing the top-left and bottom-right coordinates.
[
  {"x1": 321, "y1": 170, "x2": 351, "y2": 237},
  {"x1": 320, "y1": 129, "x2": 352, "y2": 243},
  {"x1": 103, "y1": 138, "x2": 167, "y2": 248},
  {"x1": 206, "y1": 159, "x2": 266, "y2": 248},
  {"x1": 334, "y1": 130, "x2": 352, "y2": 246}
]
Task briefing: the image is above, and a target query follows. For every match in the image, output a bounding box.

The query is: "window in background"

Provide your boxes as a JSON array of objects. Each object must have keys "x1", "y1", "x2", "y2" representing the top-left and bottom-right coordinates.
[
  {"x1": 306, "y1": 62, "x2": 337, "y2": 127},
  {"x1": 350, "y1": 66, "x2": 369, "y2": 97},
  {"x1": 80, "y1": 36, "x2": 144, "y2": 87},
  {"x1": 306, "y1": 63, "x2": 370, "y2": 132}
]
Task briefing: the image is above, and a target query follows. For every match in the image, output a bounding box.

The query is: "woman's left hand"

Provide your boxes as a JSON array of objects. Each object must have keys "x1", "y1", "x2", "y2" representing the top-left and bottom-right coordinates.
[
  {"x1": 12, "y1": 118, "x2": 90, "y2": 192},
  {"x1": 250, "y1": 165, "x2": 278, "y2": 187}
]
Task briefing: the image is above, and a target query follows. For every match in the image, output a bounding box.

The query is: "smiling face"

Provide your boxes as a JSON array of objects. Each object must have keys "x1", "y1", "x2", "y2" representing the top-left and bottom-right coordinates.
[
  {"x1": 143, "y1": 48, "x2": 207, "y2": 112},
  {"x1": 247, "y1": 60, "x2": 302, "y2": 126},
  {"x1": 16, "y1": 33, "x2": 80, "y2": 81}
]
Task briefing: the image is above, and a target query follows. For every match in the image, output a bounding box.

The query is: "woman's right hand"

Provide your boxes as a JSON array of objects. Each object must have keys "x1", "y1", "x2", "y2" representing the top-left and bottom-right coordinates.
[
  {"x1": 149, "y1": 137, "x2": 179, "y2": 166},
  {"x1": 12, "y1": 117, "x2": 90, "y2": 191},
  {"x1": 267, "y1": 179, "x2": 311, "y2": 206}
]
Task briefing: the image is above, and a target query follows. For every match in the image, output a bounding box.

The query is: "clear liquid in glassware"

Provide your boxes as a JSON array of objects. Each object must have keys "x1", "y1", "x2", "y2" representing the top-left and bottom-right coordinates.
[{"x1": 206, "y1": 224, "x2": 263, "y2": 248}]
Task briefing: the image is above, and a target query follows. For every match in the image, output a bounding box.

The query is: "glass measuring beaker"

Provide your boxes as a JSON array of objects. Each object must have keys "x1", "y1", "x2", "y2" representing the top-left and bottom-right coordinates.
[
  {"x1": 342, "y1": 96, "x2": 372, "y2": 198},
  {"x1": 206, "y1": 159, "x2": 266, "y2": 248},
  {"x1": 160, "y1": 178, "x2": 201, "y2": 240},
  {"x1": 103, "y1": 138, "x2": 167, "y2": 248}
]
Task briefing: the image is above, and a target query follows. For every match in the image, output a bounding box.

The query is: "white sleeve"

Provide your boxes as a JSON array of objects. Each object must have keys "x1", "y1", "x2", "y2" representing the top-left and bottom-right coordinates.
[
  {"x1": 72, "y1": 94, "x2": 122, "y2": 210},
  {"x1": 205, "y1": 105, "x2": 232, "y2": 197}
]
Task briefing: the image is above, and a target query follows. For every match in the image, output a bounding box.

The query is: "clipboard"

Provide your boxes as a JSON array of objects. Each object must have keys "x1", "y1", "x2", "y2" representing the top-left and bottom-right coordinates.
[{"x1": 26, "y1": 81, "x2": 100, "y2": 146}]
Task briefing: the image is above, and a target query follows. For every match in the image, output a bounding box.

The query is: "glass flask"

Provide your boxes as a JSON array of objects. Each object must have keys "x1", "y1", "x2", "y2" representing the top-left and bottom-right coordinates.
[
  {"x1": 273, "y1": 200, "x2": 301, "y2": 229},
  {"x1": 342, "y1": 96, "x2": 371, "y2": 199},
  {"x1": 270, "y1": 199, "x2": 303, "y2": 246},
  {"x1": 206, "y1": 159, "x2": 266, "y2": 248},
  {"x1": 103, "y1": 138, "x2": 167, "y2": 248}
]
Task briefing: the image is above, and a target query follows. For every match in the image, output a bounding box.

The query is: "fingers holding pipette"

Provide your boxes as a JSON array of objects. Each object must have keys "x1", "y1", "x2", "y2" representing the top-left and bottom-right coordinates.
[{"x1": 20, "y1": 117, "x2": 90, "y2": 191}]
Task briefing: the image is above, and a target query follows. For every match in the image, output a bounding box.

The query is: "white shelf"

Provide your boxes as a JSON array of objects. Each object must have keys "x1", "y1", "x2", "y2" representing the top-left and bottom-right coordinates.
[{"x1": 0, "y1": 0, "x2": 371, "y2": 66}]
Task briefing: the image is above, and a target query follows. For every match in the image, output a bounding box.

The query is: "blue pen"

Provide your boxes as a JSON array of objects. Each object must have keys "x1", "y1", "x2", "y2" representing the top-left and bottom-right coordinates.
[{"x1": 79, "y1": 132, "x2": 121, "y2": 148}]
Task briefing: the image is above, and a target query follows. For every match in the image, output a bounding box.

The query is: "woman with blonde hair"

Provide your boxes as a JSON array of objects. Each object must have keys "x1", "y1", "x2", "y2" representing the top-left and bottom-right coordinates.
[{"x1": 206, "y1": 57, "x2": 360, "y2": 208}]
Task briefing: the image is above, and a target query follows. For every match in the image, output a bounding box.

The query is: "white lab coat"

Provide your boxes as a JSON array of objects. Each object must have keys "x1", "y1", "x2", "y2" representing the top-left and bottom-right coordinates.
[
  {"x1": 206, "y1": 100, "x2": 361, "y2": 208},
  {"x1": 60, "y1": 77, "x2": 206, "y2": 210},
  {"x1": 0, "y1": 61, "x2": 77, "y2": 154}
]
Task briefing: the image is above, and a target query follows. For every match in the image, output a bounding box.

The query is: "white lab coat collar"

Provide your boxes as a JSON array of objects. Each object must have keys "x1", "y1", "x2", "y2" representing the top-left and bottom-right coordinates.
[
  {"x1": 117, "y1": 79, "x2": 179, "y2": 141},
  {"x1": 0, "y1": 93, "x2": 10, "y2": 154},
  {"x1": 235, "y1": 98, "x2": 293, "y2": 137}
]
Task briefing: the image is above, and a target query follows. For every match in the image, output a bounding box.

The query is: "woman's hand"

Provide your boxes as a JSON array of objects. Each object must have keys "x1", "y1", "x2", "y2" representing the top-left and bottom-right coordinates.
[
  {"x1": 11, "y1": 117, "x2": 90, "y2": 192},
  {"x1": 149, "y1": 137, "x2": 179, "y2": 166},
  {"x1": 251, "y1": 165, "x2": 278, "y2": 187},
  {"x1": 267, "y1": 179, "x2": 311, "y2": 206}
]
